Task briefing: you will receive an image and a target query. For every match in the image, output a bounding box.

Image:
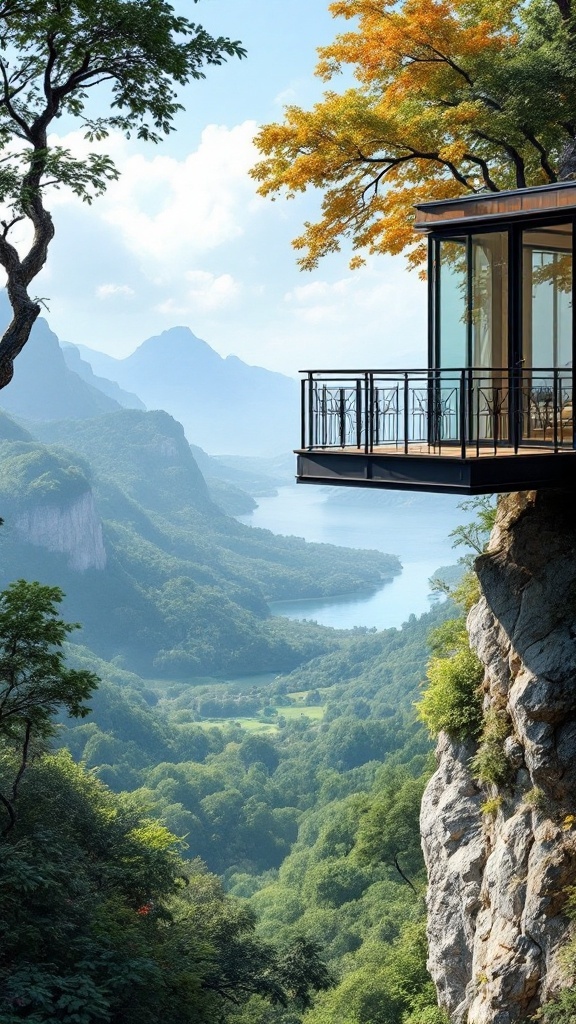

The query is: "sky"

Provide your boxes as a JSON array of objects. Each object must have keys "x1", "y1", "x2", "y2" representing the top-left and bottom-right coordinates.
[{"x1": 31, "y1": 0, "x2": 427, "y2": 377}]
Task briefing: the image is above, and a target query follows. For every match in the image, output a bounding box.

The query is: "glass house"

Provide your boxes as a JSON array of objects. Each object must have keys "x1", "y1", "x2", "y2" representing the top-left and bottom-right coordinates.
[{"x1": 296, "y1": 182, "x2": 576, "y2": 493}]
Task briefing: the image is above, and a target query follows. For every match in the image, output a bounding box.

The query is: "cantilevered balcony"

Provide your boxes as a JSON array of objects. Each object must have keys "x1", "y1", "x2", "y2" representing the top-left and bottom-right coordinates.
[
  {"x1": 296, "y1": 368, "x2": 576, "y2": 494},
  {"x1": 296, "y1": 182, "x2": 576, "y2": 495}
]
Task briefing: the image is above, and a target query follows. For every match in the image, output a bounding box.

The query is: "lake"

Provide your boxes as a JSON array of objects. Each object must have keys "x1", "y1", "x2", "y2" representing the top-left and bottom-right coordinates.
[{"x1": 238, "y1": 486, "x2": 473, "y2": 630}]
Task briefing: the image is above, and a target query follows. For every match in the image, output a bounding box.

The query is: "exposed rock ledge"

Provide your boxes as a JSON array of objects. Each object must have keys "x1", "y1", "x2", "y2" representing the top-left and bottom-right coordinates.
[
  {"x1": 421, "y1": 489, "x2": 576, "y2": 1024},
  {"x1": 15, "y1": 490, "x2": 107, "y2": 571}
]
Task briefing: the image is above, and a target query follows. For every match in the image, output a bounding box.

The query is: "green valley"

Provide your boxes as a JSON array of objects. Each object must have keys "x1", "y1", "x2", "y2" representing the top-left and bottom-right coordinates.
[
  {"x1": 0, "y1": 408, "x2": 399, "y2": 677},
  {"x1": 0, "y1": 312, "x2": 452, "y2": 1024}
]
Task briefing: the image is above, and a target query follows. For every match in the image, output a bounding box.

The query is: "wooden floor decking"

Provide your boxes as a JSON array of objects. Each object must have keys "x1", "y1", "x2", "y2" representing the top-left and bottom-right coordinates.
[{"x1": 299, "y1": 442, "x2": 575, "y2": 459}]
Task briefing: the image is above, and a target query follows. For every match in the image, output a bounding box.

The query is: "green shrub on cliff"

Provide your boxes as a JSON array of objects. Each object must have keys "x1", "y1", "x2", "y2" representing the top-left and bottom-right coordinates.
[
  {"x1": 416, "y1": 645, "x2": 484, "y2": 741},
  {"x1": 470, "y1": 708, "x2": 511, "y2": 785}
]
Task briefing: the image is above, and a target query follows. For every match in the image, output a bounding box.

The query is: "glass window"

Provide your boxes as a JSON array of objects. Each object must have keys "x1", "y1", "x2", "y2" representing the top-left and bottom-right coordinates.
[
  {"x1": 436, "y1": 232, "x2": 508, "y2": 372},
  {"x1": 435, "y1": 231, "x2": 509, "y2": 444},
  {"x1": 437, "y1": 237, "x2": 467, "y2": 368},
  {"x1": 471, "y1": 231, "x2": 508, "y2": 372},
  {"x1": 523, "y1": 223, "x2": 572, "y2": 370}
]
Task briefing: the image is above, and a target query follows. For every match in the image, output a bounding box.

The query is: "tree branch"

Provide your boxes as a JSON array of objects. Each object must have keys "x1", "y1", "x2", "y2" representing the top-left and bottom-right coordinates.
[
  {"x1": 393, "y1": 854, "x2": 417, "y2": 893},
  {"x1": 472, "y1": 129, "x2": 527, "y2": 188},
  {"x1": 0, "y1": 789, "x2": 16, "y2": 836},
  {"x1": 11, "y1": 718, "x2": 32, "y2": 804}
]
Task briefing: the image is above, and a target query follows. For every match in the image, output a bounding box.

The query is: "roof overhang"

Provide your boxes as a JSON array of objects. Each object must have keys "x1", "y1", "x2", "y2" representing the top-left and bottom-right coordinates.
[{"x1": 414, "y1": 181, "x2": 576, "y2": 233}]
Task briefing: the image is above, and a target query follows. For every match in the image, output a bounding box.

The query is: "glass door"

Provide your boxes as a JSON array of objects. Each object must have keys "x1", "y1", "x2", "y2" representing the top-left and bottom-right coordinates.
[
  {"x1": 434, "y1": 231, "x2": 509, "y2": 444},
  {"x1": 470, "y1": 231, "x2": 509, "y2": 442},
  {"x1": 522, "y1": 223, "x2": 573, "y2": 444},
  {"x1": 434, "y1": 237, "x2": 467, "y2": 442}
]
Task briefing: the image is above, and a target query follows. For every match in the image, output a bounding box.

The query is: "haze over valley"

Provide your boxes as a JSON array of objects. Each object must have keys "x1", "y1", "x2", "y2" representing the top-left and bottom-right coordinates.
[{"x1": 0, "y1": 300, "x2": 461, "y2": 1024}]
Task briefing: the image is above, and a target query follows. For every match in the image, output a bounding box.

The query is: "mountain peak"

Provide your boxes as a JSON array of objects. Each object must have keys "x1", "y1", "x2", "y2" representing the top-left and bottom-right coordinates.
[
  {"x1": 74, "y1": 329, "x2": 298, "y2": 456},
  {"x1": 130, "y1": 326, "x2": 222, "y2": 365}
]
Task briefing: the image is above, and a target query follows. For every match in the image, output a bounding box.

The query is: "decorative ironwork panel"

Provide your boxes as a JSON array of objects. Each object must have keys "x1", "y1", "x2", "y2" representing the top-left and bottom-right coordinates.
[{"x1": 301, "y1": 368, "x2": 573, "y2": 457}]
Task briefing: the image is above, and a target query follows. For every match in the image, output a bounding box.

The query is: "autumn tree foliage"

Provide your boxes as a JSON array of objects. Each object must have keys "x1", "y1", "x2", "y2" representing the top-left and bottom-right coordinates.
[{"x1": 251, "y1": 0, "x2": 576, "y2": 270}]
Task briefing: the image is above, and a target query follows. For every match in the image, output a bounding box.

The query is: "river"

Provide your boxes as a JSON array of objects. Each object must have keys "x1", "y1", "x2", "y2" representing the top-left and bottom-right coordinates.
[{"x1": 238, "y1": 485, "x2": 473, "y2": 630}]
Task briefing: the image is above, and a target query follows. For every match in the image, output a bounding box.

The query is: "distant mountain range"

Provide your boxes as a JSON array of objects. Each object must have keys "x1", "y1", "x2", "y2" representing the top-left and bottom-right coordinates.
[
  {"x1": 0, "y1": 292, "x2": 298, "y2": 457},
  {"x1": 71, "y1": 327, "x2": 298, "y2": 456},
  {"x1": 0, "y1": 315, "x2": 123, "y2": 422},
  {"x1": 61, "y1": 343, "x2": 145, "y2": 411},
  {"x1": 0, "y1": 293, "x2": 146, "y2": 423}
]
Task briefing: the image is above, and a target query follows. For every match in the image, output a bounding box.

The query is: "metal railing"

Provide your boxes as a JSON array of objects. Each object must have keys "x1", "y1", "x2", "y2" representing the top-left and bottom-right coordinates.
[{"x1": 300, "y1": 368, "x2": 575, "y2": 457}]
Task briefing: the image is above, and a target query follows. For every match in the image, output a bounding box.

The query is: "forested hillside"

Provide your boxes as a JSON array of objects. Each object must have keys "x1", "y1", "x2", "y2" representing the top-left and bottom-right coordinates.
[
  {"x1": 50, "y1": 599, "x2": 449, "y2": 1024},
  {"x1": 0, "y1": 542, "x2": 452, "y2": 1024},
  {"x1": 0, "y1": 337, "x2": 450, "y2": 1024},
  {"x1": 0, "y1": 409, "x2": 399, "y2": 676}
]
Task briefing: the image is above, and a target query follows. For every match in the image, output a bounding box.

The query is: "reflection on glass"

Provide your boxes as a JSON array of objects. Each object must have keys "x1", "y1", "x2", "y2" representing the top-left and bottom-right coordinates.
[
  {"x1": 438, "y1": 238, "x2": 467, "y2": 368},
  {"x1": 436, "y1": 232, "x2": 509, "y2": 443},
  {"x1": 471, "y1": 232, "x2": 508, "y2": 372},
  {"x1": 523, "y1": 224, "x2": 572, "y2": 369},
  {"x1": 522, "y1": 224, "x2": 573, "y2": 446},
  {"x1": 433, "y1": 221, "x2": 574, "y2": 448},
  {"x1": 437, "y1": 232, "x2": 508, "y2": 372}
]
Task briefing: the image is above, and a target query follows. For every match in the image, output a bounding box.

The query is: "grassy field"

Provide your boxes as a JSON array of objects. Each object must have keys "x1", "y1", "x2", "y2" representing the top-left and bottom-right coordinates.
[
  {"x1": 196, "y1": 717, "x2": 279, "y2": 733},
  {"x1": 195, "y1": 704, "x2": 326, "y2": 733},
  {"x1": 281, "y1": 705, "x2": 325, "y2": 722}
]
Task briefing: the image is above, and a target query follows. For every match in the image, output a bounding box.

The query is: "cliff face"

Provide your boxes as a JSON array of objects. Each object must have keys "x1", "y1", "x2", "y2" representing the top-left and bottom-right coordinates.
[
  {"x1": 14, "y1": 490, "x2": 107, "y2": 571},
  {"x1": 421, "y1": 489, "x2": 576, "y2": 1024}
]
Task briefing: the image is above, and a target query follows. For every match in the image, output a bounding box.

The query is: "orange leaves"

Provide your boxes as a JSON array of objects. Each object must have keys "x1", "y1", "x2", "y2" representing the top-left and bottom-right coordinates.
[{"x1": 251, "y1": 0, "x2": 576, "y2": 270}]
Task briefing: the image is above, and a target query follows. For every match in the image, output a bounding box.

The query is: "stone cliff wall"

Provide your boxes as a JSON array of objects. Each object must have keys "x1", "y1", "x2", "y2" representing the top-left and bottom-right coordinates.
[
  {"x1": 14, "y1": 489, "x2": 107, "y2": 571},
  {"x1": 421, "y1": 489, "x2": 576, "y2": 1024}
]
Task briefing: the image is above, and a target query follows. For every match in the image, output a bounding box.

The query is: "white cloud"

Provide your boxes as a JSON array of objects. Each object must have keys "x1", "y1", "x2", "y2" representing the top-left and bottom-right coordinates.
[
  {"x1": 156, "y1": 270, "x2": 241, "y2": 315},
  {"x1": 96, "y1": 283, "x2": 135, "y2": 300},
  {"x1": 272, "y1": 261, "x2": 428, "y2": 372},
  {"x1": 49, "y1": 122, "x2": 262, "y2": 273},
  {"x1": 273, "y1": 87, "x2": 298, "y2": 105},
  {"x1": 35, "y1": 123, "x2": 427, "y2": 379}
]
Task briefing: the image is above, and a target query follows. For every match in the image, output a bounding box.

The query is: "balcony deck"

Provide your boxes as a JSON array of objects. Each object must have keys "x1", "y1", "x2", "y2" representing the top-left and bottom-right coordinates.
[{"x1": 297, "y1": 368, "x2": 576, "y2": 495}]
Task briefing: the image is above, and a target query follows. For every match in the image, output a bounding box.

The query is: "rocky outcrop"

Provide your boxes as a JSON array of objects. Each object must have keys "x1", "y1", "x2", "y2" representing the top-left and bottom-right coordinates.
[
  {"x1": 14, "y1": 490, "x2": 107, "y2": 571},
  {"x1": 421, "y1": 489, "x2": 576, "y2": 1024}
]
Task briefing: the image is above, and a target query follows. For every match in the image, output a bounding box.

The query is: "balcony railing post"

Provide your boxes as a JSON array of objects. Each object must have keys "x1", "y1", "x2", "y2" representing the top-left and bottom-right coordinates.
[
  {"x1": 356, "y1": 379, "x2": 362, "y2": 449},
  {"x1": 395, "y1": 384, "x2": 400, "y2": 448},
  {"x1": 321, "y1": 385, "x2": 327, "y2": 446},
  {"x1": 459, "y1": 370, "x2": 466, "y2": 459},
  {"x1": 569, "y1": 366, "x2": 573, "y2": 450},
  {"x1": 403, "y1": 373, "x2": 409, "y2": 455},
  {"x1": 301, "y1": 377, "x2": 306, "y2": 450},
  {"x1": 307, "y1": 372, "x2": 314, "y2": 449},
  {"x1": 475, "y1": 374, "x2": 480, "y2": 457},
  {"x1": 339, "y1": 387, "x2": 346, "y2": 448},
  {"x1": 360, "y1": 372, "x2": 364, "y2": 452},
  {"x1": 512, "y1": 365, "x2": 520, "y2": 454},
  {"x1": 368, "y1": 373, "x2": 375, "y2": 452}
]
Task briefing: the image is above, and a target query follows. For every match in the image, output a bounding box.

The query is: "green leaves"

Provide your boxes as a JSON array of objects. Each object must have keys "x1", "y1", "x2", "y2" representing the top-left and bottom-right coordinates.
[
  {"x1": 0, "y1": 579, "x2": 98, "y2": 735},
  {"x1": 0, "y1": 579, "x2": 98, "y2": 833},
  {"x1": 416, "y1": 645, "x2": 484, "y2": 741},
  {"x1": 0, "y1": 0, "x2": 246, "y2": 145},
  {"x1": 0, "y1": 0, "x2": 246, "y2": 386}
]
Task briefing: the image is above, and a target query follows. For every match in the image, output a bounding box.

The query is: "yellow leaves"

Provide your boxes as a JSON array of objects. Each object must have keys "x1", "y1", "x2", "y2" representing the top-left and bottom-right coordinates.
[
  {"x1": 562, "y1": 814, "x2": 576, "y2": 832},
  {"x1": 438, "y1": 141, "x2": 469, "y2": 164},
  {"x1": 251, "y1": 0, "x2": 573, "y2": 272}
]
